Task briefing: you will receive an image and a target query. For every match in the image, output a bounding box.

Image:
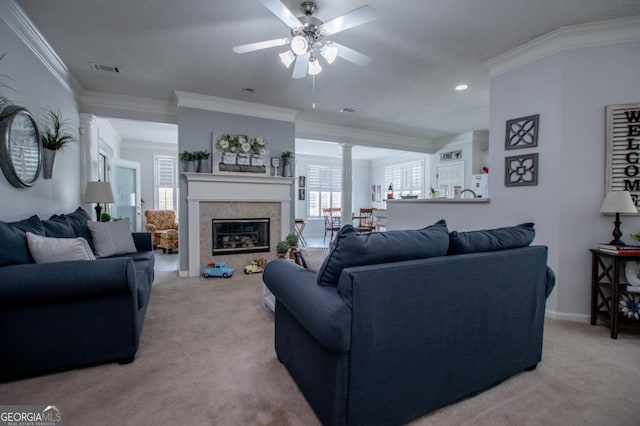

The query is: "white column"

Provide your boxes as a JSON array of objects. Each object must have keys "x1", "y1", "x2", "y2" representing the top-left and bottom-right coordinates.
[
  {"x1": 341, "y1": 143, "x2": 353, "y2": 224},
  {"x1": 79, "y1": 114, "x2": 99, "y2": 213}
]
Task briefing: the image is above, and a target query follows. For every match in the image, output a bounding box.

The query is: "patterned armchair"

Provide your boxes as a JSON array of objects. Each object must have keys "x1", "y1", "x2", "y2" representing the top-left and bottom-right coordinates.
[{"x1": 144, "y1": 210, "x2": 179, "y2": 253}]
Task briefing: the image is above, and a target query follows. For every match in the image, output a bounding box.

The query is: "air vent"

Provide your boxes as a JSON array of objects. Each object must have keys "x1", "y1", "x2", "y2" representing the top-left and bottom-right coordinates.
[
  {"x1": 89, "y1": 62, "x2": 120, "y2": 73},
  {"x1": 340, "y1": 107, "x2": 357, "y2": 113}
]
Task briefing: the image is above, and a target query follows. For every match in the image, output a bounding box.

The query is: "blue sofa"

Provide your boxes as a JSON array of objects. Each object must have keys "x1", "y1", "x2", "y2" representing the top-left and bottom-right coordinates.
[
  {"x1": 263, "y1": 222, "x2": 555, "y2": 426},
  {"x1": 0, "y1": 208, "x2": 155, "y2": 382}
]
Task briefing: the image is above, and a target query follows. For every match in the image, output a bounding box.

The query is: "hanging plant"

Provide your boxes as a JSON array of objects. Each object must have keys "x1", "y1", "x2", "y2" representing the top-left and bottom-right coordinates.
[
  {"x1": 39, "y1": 109, "x2": 76, "y2": 179},
  {"x1": 41, "y1": 109, "x2": 75, "y2": 150},
  {"x1": 0, "y1": 53, "x2": 16, "y2": 119}
]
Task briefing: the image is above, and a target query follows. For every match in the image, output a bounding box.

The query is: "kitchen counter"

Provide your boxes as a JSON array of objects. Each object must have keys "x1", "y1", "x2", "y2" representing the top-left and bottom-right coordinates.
[
  {"x1": 386, "y1": 198, "x2": 491, "y2": 231},
  {"x1": 386, "y1": 198, "x2": 490, "y2": 204}
]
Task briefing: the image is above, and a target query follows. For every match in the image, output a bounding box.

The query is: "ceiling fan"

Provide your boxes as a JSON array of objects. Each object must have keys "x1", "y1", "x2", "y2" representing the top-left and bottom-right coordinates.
[{"x1": 233, "y1": 0, "x2": 377, "y2": 79}]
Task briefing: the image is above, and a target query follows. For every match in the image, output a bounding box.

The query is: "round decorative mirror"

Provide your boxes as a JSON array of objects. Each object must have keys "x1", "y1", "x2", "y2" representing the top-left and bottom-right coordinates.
[{"x1": 0, "y1": 106, "x2": 42, "y2": 188}]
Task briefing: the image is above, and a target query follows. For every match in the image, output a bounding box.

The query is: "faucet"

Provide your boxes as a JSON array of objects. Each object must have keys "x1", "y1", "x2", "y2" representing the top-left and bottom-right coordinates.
[{"x1": 459, "y1": 189, "x2": 477, "y2": 199}]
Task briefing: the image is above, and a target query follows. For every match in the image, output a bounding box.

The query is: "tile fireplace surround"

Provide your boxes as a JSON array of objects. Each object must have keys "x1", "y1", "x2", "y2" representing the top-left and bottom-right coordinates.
[{"x1": 185, "y1": 172, "x2": 294, "y2": 276}]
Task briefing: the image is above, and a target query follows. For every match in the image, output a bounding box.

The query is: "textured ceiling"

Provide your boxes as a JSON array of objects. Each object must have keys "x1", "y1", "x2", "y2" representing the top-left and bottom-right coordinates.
[{"x1": 16, "y1": 0, "x2": 640, "y2": 142}]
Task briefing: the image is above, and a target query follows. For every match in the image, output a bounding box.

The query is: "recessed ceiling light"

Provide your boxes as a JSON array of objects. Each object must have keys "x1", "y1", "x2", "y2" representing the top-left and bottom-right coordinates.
[
  {"x1": 340, "y1": 107, "x2": 357, "y2": 113},
  {"x1": 242, "y1": 88, "x2": 255, "y2": 93},
  {"x1": 455, "y1": 83, "x2": 469, "y2": 91}
]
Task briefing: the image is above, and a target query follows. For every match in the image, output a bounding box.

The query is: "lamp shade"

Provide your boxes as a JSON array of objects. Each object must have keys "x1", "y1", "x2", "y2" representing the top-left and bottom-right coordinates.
[
  {"x1": 84, "y1": 181, "x2": 115, "y2": 203},
  {"x1": 600, "y1": 191, "x2": 637, "y2": 214}
]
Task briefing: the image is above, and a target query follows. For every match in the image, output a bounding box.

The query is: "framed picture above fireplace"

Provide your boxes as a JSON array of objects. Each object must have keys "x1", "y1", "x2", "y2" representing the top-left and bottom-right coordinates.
[{"x1": 211, "y1": 133, "x2": 269, "y2": 175}]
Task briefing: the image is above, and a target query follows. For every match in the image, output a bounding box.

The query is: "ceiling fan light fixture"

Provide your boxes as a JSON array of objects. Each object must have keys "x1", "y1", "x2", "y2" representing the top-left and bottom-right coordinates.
[
  {"x1": 290, "y1": 35, "x2": 309, "y2": 55},
  {"x1": 279, "y1": 50, "x2": 295, "y2": 68},
  {"x1": 308, "y1": 58, "x2": 323, "y2": 75},
  {"x1": 321, "y1": 44, "x2": 338, "y2": 64}
]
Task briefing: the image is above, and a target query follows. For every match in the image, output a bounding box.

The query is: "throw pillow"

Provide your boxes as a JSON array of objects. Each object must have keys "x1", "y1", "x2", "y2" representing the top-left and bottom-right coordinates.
[
  {"x1": 26, "y1": 232, "x2": 96, "y2": 263},
  {"x1": 50, "y1": 207, "x2": 94, "y2": 251},
  {"x1": 299, "y1": 247, "x2": 330, "y2": 272},
  {"x1": 317, "y1": 220, "x2": 450, "y2": 287},
  {"x1": 448, "y1": 222, "x2": 535, "y2": 255},
  {"x1": 87, "y1": 218, "x2": 138, "y2": 258},
  {"x1": 0, "y1": 215, "x2": 45, "y2": 266},
  {"x1": 42, "y1": 216, "x2": 76, "y2": 238}
]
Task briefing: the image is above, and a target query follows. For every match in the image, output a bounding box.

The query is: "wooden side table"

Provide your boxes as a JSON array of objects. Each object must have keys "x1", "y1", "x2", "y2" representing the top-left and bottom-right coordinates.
[{"x1": 590, "y1": 249, "x2": 640, "y2": 338}]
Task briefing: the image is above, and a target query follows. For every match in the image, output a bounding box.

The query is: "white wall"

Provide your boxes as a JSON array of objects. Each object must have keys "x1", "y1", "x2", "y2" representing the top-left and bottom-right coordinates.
[{"x1": 0, "y1": 16, "x2": 81, "y2": 221}]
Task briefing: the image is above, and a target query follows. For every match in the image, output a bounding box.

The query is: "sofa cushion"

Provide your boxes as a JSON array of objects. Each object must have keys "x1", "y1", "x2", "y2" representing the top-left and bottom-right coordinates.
[
  {"x1": 88, "y1": 218, "x2": 138, "y2": 258},
  {"x1": 42, "y1": 216, "x2": 76, "y2": 238},
  {"x1": 299, "y1": 247, "x2": 330, "y2": 272},
  {"x1": 50, "y1": 207, "x2": 94, "y2": 251},
  {"x1": 448, "y1": 222, "x2": 535, "y2": 255},
  {"x1": 26, "y1": 232, "x2": 95, "y2": 263},
  {"x1": 0, "y1": 215, "x2": 45, "y2": 266},
  {"x1": 317, "y1": 220, "x2": 450, "y2": 286}
]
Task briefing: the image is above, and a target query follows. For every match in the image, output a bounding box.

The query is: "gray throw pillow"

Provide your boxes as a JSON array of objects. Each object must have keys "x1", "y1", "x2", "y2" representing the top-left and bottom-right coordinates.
[
  {"x1": 317, "y1": 220, "x2": 450, "y2": 286},
  {"x1": 26, "y1": 232, "x2": 96, "y2": 263},
  {"x1": 448, "y1": 222, "x2": 535, "y2": 255},
  {"x1": 87, "y1": 218, "x2": 138, "y2": 258}
]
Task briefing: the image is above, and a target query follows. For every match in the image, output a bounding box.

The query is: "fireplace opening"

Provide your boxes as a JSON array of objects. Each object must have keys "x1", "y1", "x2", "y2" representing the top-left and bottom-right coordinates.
[{"x1": 212, "y1": 218, "x2": 270, "y2": 255}]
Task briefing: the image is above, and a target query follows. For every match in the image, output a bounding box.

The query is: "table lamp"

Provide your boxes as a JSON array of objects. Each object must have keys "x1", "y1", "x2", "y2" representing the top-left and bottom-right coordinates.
[
  {"x1": 84, "y1": 181, "x2": 115, "y2": 221},
  {"x1": 600, "y1": 190, "x2": 638, "y2": 246}
]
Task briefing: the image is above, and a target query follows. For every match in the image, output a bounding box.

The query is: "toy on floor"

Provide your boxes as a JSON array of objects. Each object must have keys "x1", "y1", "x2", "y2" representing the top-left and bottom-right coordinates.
[
  {"x1": 244, "y1": 258, "x2": 267, "y2": 274},
  {"x1": 202, "y1": 262, "x2": 234, "y2": 278}
]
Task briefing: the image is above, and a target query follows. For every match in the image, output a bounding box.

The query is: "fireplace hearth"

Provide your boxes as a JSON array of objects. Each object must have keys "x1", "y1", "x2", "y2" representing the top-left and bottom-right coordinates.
[{"x1": 212, "y1": 218, "x2": 270, "y2": 255}]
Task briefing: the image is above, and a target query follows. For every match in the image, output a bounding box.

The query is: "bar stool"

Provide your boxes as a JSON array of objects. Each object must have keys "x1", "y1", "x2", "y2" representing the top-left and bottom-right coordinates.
[{"x1": 295, "y1": 219, "x2": 307, "y2": 247}]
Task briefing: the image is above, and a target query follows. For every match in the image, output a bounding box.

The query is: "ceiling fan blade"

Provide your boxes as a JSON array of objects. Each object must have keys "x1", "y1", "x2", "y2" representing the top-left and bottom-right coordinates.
[
  {"x1": 258, "y1": 0, "x2": 303, "y2": 29},
  {"x1": 332, "y1": 42, "x2": 372, "y2": 66},
  {"x1": 233, "y1": 38, "x2": 289, "y2": 54},
  {"x1": 291, "y1": 53, "x2": 310, "y2": 79},
  {"x1": 321, "y1": 5, "x2": 377, "y2": 36}
]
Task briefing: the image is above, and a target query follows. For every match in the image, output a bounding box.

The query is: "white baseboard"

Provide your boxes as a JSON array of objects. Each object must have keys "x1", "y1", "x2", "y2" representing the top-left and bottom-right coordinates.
[
  {"x1": 178, "y1": 270, "x2": 190, "y2": 277},
  {"x1": 545, "y1": 309, "x2": 590, "y2": 323}
]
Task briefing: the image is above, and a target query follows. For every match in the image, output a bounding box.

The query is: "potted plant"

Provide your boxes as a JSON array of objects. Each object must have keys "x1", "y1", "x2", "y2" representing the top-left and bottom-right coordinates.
[
  {"x1": 40, "y1": 109, "x2": 76, "y2": 179},
  {"x1": 180, "y1": 151, "x2": 197, "y2": 172},
  {"x1": 286, "y1": 233, "x2": 299, "y2": 248},
  {"x1": 194, "y1": 150, "x2": 210, "y2": 173},
  {"x1": 276, "y1": 241, "x2": 290, "y2": 259},
  {"x1": 281, "y1": 150, "x2": 294, "y2": 177}
]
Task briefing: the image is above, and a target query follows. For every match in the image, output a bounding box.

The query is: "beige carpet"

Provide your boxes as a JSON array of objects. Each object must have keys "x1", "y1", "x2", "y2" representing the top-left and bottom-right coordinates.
[{"x1": 1, "y1": 270, "x2": 639, "y2": 426}]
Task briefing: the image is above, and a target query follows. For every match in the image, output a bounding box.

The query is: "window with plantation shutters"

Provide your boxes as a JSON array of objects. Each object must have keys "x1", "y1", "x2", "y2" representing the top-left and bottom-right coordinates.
[
  {"x1": 384, "y1": 160, "x2": 424, "y2": 197},
  {"x1": 154, "y1": 156, "x2": 178, "y2": 214},
  {"x1": 307, "y1": 164, "x2": 342, "y2": 218}
]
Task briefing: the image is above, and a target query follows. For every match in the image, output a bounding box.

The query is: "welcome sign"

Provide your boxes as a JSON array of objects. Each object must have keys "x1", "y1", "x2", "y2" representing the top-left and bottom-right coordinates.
[{"x1": 606, "y1": 103, "x2": 640, "y2": 207}]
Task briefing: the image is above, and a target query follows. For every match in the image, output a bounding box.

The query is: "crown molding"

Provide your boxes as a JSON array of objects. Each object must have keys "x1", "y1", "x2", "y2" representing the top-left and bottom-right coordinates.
[
  {"x1": 175, "y1": 91, "x2": 298, "y2": 123},
  {"x1": 120, "y1": 139, "x2": 177, "y2": 151},
  {"x1": 0, "y1": 0, "x2": 83, "y2": 96},
  {"x1": 486, "y1": 16, "x2": 640, "y2": 78},
  {"x1": 80, "y1": 91, "x2": 177, "y2": 123},
  {"x1": 296, "y1": 120, "x2": 436, "y2": 153}
]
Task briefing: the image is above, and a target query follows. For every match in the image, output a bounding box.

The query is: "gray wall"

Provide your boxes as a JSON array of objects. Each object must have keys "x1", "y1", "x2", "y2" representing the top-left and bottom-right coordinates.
[
  {"x1": 0, "y1": 18, "x2": 81, "y2": 221},
  {"x1": 491, "y1": 40, "x2": 640, "y2": 319},
  {"x1": 177, "y1": 107, "x2": 295, "y2": 271}
]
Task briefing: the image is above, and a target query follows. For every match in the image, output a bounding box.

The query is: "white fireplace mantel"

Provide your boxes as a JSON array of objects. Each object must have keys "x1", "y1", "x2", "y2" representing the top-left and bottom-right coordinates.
[{"x1": 185, "y1": 172, "x2": 294, "y2": 276}]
